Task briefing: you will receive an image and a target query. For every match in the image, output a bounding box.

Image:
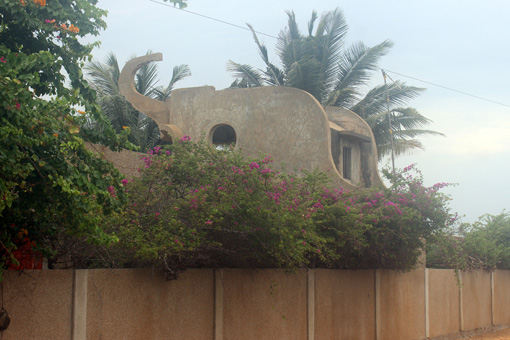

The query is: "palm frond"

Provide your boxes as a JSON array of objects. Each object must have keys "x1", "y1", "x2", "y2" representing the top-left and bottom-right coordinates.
[
  {"x1": 85, "y1": 52, "x2": 120, "y2": 96},
  {"x1": 276, "y1": 11, "x2": 304, "y2": 74},
  {"x1": 286, "y1": 10, "x2": 301, "y2": 40},
  {"x1": 314, "y1": 9, "x2": 349, "y2": 100},
  {"x1": 226, "y1": 60, "x2": 264, "y2": 87},
  {"x1": 169, "y1": 64, "x2": 191, "y2": 88},
  {"x1": 265, "y1": 63, "x2": 285, "y2": 86},
  {"x1": 135, "y1": 52, "x2": 159, "y2": 96},
  {"x1": 350, "y1": 81, "x2": 424, "y2": 118},
  {"x1": 326, "y1": 40, "x2": 394, "y2": 107},
  {"x1": 154, "y1": 64, "x2": 191, "y2": 101},
  {"x1": 286, "y1": 58, "x2": 323, "y2": 98},
  {"x1": 307, "y1": 10, "x2": 318, "y2": 36},
  {"x1": 366, "y1": 105, "x2": 444, "y2": 157},
  {"x1": 246, "y1": 24, "x2": 284, "y2": 86},
  {"x1": 391, "y1": 107, "x2": 443, "y2": 132},
  {"x1": 137, "y1": 114, "x2": 160, "y2": 152},
  {"x1": 377, "y1": 139, "x2": 425, "y2": 159}
]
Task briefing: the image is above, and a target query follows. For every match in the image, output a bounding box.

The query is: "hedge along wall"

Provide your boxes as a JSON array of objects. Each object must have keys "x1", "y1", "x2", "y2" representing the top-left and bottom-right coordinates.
[{"x1": 1, "y1": 268, "x2": 509, "y2": 340}]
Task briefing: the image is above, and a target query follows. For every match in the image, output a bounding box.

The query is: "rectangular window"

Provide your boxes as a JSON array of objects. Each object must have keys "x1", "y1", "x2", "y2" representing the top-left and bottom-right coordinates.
[{"x1": 343, "y1": 147, "x2": 352, "y2": 180}]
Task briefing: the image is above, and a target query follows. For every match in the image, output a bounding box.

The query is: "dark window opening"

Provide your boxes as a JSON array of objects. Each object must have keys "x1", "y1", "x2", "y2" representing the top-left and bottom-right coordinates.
[
  {"x1": 343, "y1": 147, "x2": 352, "y2": 180},
  {"x1": 157, "y1": 137, "x2": 173, "y2": 146},
  {"x1": 212, "y1": 124, "x2": 236, "y2": 150},
  {"x1": 330, "y1": 130, "x2": 341, "y2": 173}
]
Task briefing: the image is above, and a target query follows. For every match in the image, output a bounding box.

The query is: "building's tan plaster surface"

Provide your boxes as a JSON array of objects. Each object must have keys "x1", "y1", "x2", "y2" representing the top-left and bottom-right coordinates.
[{"x1": 118, "y1": 53, "x2": 384, "y2": 190}]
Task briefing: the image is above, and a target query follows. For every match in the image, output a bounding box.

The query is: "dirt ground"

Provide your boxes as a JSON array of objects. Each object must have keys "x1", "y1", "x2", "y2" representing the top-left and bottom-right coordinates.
[{"x1": 457, "y1": 328, "x2": 510, "y2": 340}]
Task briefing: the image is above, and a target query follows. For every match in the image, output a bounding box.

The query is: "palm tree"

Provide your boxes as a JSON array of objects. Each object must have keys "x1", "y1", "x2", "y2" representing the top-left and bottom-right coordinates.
[
  {"x1": 86, "y1": 52, "x2": 191, "y2": 152},
  {"x1": 228, "y1": 9, "x2": 443, "y2": 158}
]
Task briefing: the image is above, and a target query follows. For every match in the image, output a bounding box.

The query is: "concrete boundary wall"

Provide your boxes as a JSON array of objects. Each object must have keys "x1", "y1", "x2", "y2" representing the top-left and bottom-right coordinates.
[{"x1": 2, "y1": 268, "x2": 510, "y2": 340}]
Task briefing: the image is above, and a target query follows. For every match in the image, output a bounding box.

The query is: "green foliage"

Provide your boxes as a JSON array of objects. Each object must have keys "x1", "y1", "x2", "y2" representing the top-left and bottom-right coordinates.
[
  {"x1": 0, "y1": 0, "x2": 129, "y2": 279},
  {"x1": 73, "y1": 140, "x2": 455, "y2": 278},
  {"x1": 427, "y1": 212, "x2": 510, "y2": 271}
]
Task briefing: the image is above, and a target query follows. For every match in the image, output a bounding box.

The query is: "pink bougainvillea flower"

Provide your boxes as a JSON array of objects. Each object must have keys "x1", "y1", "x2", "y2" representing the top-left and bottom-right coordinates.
[
  {"x1": 205, "y1": 220, "x2": 213, "y2": 224},
  {"x1": 0, "y1": 56, "x2": 6, "y2": 63},
  {"x1": 180, "y1": 135, "x2": 191, "y2": 141},
  {"x1": 107, "y1": 186, "x2": 116, "y2": 197},
  {"x1": 249, "y1": 162, "x2": 259, "y2": 170}
]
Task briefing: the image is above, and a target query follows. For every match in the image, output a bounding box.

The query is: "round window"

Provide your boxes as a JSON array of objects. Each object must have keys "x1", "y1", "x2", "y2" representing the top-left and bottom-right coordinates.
[{"x1": 211, "y1": 124, "x2": 236, "y2": 150}]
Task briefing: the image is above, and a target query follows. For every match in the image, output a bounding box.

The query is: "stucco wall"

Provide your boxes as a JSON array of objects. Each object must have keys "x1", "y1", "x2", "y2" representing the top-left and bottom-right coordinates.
[
  {"x1": 2, "y1": 270, "x2": 73, "y2": 340},
  {"x1": 494, "y1": 270, "x2": 510, "y2": 325},
  {"x1": 379, "y1": 269, "x2": 426, "y2": 340},
  {"x1": 85, "y1": 269, "x2": 214, "y2": 340},
  {"x1": 1, "y1": 268, "x2": 509, "y2": 340},
  {"x1": 461, "y1": 270, "x2": 492, "y2": 331},
  {"x1": 429, "y1": 269, "x2": 461, "y2": 338},
  {"x1": 221, "y1": 269, "x2": 307, "y2": 340},
  {"x1": 314, "y1": 269, "x2": 375, "y2": 340},
  {"x1": 85, "y1": 143, "x2": 145, "y2": 178}
]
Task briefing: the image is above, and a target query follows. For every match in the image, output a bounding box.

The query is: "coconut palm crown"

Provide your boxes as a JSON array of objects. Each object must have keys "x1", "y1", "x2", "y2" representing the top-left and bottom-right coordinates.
[
  {"x1": 86, "y1": 52, "x2": 191, "y2": 152},
  {"x1": 228, "y1": 8, "x2": 443, "y2": 158}
]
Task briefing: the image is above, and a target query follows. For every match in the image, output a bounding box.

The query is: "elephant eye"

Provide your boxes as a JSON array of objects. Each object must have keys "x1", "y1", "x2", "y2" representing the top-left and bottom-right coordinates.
[{"x1": 211, "y1": 124, "x2": 237, "y2": 151}]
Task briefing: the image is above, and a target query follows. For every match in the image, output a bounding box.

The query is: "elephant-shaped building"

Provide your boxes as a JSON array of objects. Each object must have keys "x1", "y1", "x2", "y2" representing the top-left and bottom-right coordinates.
[{"x1": 119, "y1": 53, "x2": 384, "y2": 190}]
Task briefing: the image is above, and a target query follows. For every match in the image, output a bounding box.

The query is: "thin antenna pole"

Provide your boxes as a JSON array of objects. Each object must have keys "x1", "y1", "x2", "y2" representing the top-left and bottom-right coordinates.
[{"x1": 382, "y1": 69, "x2": 396, "y2": 173}]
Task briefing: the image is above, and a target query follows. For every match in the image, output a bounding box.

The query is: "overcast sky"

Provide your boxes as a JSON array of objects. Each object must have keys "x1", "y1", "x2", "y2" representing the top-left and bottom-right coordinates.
[{"x1": 87, "y1": 0, "x2": 510, "y2": 223}]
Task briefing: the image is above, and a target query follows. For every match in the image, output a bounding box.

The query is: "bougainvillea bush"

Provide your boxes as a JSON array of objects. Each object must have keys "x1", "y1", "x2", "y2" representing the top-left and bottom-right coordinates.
[
  {"x1": 0, "y1": 0, "x2": 131, "y2": 281},
  {"x1": 79, "y1": 138, "x2": 457, "y2": 278}
]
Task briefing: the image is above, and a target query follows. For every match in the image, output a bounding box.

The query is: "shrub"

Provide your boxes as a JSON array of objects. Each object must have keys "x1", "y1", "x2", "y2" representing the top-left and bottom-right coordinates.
[
  {"x1": 427, "y1": 212, "x2": 510, "y2": 271},
  {"x1": 70, "y1": 139, "x2": 456, "y2": 278}
]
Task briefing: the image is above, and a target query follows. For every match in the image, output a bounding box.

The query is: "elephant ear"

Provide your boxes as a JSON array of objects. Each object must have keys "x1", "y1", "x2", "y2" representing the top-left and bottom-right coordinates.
[{"x1": 119, "y1": 53, "x2": 168, "y2": 125}]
